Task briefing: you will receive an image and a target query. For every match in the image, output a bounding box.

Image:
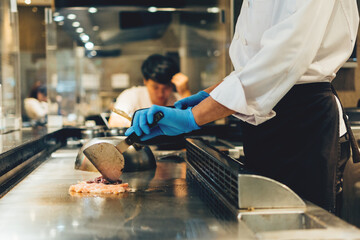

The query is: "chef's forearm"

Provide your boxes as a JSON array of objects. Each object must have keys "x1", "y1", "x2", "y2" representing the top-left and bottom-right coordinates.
[{"x1": 192, "y1": 96, "x2": 235, "y2": 126}]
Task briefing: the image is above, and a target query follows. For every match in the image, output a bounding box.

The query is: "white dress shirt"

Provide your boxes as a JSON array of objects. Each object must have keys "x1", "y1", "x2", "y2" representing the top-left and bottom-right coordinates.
[{"x1": 210, "y1": 0, "x2": 359, "y2": 132}]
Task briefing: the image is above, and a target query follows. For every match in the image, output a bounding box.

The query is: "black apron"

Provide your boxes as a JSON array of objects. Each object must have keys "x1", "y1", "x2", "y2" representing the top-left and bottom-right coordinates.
[{"x1": 241, "y1": 82, "x2": 351, "y2": 213}]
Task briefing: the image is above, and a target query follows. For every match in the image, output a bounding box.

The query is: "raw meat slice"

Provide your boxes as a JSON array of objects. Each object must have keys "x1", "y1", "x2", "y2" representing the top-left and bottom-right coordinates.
[{"x1": 69, "y1": 176, "x2": 130, "y2": 195}]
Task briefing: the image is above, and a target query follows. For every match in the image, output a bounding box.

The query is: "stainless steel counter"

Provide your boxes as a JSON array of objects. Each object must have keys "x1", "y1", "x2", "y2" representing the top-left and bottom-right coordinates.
[
  {"x1": 0, "y1": 129, "x2": 360, "y2": 239},
  {"x1": 0, "y1": 147, "x2": 242, "y2": 240},
  {"x1": 0, "y1": 127, "x2": 75, "y2": 198},
  {"x1": 0, "y1": 127, "x2": 53, "y2": 153}
]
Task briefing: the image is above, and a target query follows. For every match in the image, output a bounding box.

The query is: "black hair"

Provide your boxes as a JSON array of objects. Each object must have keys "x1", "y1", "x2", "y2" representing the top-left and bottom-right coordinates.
[
  {"x1": 38, "y1": 85, "x2": 47, "y2": 96},
  {"x1": 141, "y1": 54, "x2": 179, "y2": 85},
  {"x1": 29, "y1": 85, "x2": 47, "y2": 99}
]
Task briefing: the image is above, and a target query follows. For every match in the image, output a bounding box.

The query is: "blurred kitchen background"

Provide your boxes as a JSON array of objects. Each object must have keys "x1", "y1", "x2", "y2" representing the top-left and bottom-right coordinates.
[
  {"x1": 0, "y1": 0, "x2": 358, "y2": 130},
  {"x1": 17, "y1": 0, "x2": 236, "y2": 127}
]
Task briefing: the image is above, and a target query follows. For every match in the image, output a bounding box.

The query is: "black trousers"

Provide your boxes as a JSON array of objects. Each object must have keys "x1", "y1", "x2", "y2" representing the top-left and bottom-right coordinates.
[{"x1": 241, "y1": 82, "x2": 349, "y2": 213}]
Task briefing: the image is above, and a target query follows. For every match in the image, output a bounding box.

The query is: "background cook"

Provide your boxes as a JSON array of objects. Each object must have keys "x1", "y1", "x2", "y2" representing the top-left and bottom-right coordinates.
[{"x1": 108, "y1": 54, "x2": 191, "y2": 128}]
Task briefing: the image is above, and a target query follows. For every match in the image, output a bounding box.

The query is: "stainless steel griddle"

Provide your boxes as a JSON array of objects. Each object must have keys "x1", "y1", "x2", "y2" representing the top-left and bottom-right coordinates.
[
  {"x1": 0, "y1": 134, "x2": 359, "y2": 239},
  {"x1": 0, "y1": 147, "x2": 244, "y2": 239}
]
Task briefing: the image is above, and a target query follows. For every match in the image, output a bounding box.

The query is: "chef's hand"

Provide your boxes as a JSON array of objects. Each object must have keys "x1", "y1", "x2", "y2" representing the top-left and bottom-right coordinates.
[
  {"x1": 125, "y1": 105, "x2": 200, "y2": 141},
  {"x1": 174, "y1": 90, "x2": 209, "y2": 109}
]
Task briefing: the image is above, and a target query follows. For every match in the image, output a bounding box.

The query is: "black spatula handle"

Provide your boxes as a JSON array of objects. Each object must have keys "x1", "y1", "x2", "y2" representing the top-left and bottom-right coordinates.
[
  {"x1": 125, "y1": 111, "x2": 164, "y2": 145},
  {"x1": 148, "y1": 111, "x2": 164, "y2": 128}
]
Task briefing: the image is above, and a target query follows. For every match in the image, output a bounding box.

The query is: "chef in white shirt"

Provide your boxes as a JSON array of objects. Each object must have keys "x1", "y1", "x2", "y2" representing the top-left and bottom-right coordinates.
[
  {"x1": 126, "y1": 0, "x2": 360, "y2": 214},
  {"x1": 108, "y1": 54, "x2": 190, "y2": 127}
]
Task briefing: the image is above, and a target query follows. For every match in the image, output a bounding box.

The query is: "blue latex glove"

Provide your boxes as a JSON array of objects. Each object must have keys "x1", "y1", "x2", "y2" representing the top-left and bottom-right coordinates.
[
  {"x1": 174, "y1": 90, "x2": 209, "y2": 109},
  {"x1": 125, "y1": 105, "x2": 200, "y2": 141}
]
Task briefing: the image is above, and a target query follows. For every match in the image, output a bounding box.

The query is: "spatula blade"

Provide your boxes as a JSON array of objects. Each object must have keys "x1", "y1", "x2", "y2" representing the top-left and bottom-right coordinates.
[{"x1": 83, "y1": 142, "x2": 125, "y2": 182}]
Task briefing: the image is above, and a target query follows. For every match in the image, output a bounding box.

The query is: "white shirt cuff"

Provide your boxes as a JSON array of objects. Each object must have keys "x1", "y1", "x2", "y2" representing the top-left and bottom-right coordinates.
[{"x1": 210, "y1": 74, "x2": 276, "y2": 125}]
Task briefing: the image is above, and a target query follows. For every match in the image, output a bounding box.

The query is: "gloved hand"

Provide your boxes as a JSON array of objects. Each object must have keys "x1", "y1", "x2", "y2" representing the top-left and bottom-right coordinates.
[
  {"x1": 125, "y1": 105, "x2": 200, "y2": 141},
  {"x1": 174, "y1": 90, "x2": 209, "y2": 109}
]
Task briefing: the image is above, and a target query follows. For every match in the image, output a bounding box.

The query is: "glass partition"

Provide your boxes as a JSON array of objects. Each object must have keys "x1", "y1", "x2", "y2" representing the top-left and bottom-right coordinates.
[
  {"x1": 0, "y1": 0, "x2": 21, "y2": 133},
  {"x1": 46, "y1": 1, "x2": 232, "y2": 125}
]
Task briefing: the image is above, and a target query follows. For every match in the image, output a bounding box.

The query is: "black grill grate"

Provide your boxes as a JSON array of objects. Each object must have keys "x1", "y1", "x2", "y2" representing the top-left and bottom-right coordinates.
[
  {"x1": 185, "y1": 138, "x2": 245, "y2": 208},
  {"x1": 186, "y1": 168, "x2": 237, "y2": 222}
]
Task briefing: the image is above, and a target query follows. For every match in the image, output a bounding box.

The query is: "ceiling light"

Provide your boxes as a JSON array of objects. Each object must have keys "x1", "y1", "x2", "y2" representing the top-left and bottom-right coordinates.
[
  {"x1": 148, "y1": 7, "x2": 157, "y2": 13},
  {"x1": 80, "y1": 34, "x2": 90, "y2": 42},
  {"x1": 88, "y1": 7, "x2": 98, "y2": 13},
  {"x1": 92, "y1": 26, "x2": 99, "y2": 31},
  {"x1": 24, "y1": 0, "x2": 31, "y2": 5},
  {"x1": 54, "y1": 16, "x2": 64, "y2": 22},
  {"x1": 85, "y1": 42, "x2": 94, "y2": 50},
  {"x1": 72, "y1": 21, "x2": 80, "y2": 27},
  {"x1": 207, "y1": 7, "x2": 220, "y2": 13},
  {"x1": 67, "y1": 14, "x2": 77, "y2": 20},
  {"x1": 76, "y1": 27, "x2": 84, "y2": 33}
]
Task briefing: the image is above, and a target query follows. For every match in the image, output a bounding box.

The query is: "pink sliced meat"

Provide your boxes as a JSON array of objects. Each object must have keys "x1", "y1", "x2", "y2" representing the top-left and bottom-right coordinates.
[{"x1": 69, "y1": 176, "x2": 130, "y2": 194}]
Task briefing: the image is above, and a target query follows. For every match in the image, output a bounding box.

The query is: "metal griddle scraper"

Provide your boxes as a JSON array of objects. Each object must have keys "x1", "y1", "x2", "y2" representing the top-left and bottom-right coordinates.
[{"x1": 83, "y1": 111, "x2": 164, "y2": 182}]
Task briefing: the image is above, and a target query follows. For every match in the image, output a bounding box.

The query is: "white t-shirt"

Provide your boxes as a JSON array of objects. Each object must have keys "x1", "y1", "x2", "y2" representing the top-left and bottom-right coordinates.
[
  {"x1": 24, "y1": 98, "x2": 48, "y2": 120},
  {"x1": 109, "y1": 86, "x2": 180, "y2": 127}
]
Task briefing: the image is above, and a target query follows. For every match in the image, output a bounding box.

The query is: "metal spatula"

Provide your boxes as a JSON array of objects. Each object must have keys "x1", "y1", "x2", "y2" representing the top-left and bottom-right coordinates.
[{"x1": 83, "y1": 111, "x2": 164, "y2": 182}]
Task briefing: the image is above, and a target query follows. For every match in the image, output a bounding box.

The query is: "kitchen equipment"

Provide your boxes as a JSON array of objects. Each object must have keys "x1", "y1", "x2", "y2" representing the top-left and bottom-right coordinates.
[
  {"x1": 75, "y1": 137, "x2": 156, "y2": 172},
  {"x1": 105, "y1": 127, "x2": 127, "y2": 137},
  {"x1": 80, "y1": 126, "x2": 105, "y2": 140},
  {"x1": 112, "y1": 108, "x2": 132, "y2": 122},
  {"x1": 83, "y1": 111, "x2": 164, "y2": 182},
  {"x1": 100, "y1": 112, "x2": 127, "y2": 137},
  {"x1": 84, "y1": 142, "x2": 125, "y2": 182},
  {"x1": 184, "y1": 137, "x2": 360, "y2": 237},
  {"x1": 186, "y1": 138, "x2": 305, "y2": 210}
]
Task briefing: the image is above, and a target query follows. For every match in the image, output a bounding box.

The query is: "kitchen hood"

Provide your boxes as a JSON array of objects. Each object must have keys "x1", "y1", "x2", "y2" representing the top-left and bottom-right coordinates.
[
  {"x1": 54, "y1": 7, "x2": 172, "y2": 50},
  {"x1": 52, "y1": 0, "x2": 223, "y2": 51}
]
